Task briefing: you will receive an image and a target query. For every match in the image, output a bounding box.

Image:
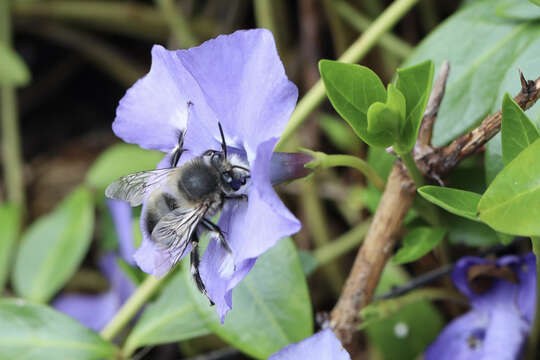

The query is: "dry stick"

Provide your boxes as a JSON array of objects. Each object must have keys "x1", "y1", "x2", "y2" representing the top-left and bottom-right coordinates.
[
  {"x1": 330, "y1": 164, "x2": 415, "y2": 343},
  {"x1": 329, "y1": 70, "x2": 540, "y2": 345},
  {"x1": 422, "y1": 74, "x2": 540, "y2": 179}
]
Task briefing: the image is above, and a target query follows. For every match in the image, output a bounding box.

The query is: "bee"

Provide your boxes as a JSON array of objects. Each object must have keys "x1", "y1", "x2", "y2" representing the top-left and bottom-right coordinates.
[{"x1": 105, "y1": 121, "x2": 249, "y2": 305}]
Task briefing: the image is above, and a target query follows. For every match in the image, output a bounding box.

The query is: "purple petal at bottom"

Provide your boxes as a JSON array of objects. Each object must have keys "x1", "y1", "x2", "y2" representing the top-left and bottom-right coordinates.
[
  {"x1": 268, "y1": 329, "x2": 351, "y2": 360},
  {"x1": 53, "y1": 292, "x2": 119, "y2": 332}
]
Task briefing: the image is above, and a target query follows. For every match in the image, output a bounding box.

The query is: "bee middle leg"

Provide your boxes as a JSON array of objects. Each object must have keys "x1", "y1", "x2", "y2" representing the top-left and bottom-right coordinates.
[
  {"x1": 201, "y1": 218, "x2": 233, "y2": 255},
  {"x1": 190, "y1": 233, "x2": 214, "y2": 306}
]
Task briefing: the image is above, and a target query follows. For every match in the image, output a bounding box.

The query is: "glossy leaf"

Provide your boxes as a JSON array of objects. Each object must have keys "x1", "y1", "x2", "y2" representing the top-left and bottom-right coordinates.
[
  {"x1": 319, "y1": 60, "x2": 386, "y2": 146},
  {"x1": 366, "y1": 264, "x2": 444, "y2": 360},
  {"x1": 366, "y1": 84, "x2": 406, "y2": 148},
  {"x1": 418, "y1": 186, "x2": 481, "y2": 221},
  {"x1": 501, "y1": 93, "x2": 540, "y2": 165},
  {"x1": 394, "y1": 60, "x2": 434, "y2": 154},
  {"x1": 0, "y1": 299, "x2": 117, "y2": 359},
  {"x1": 184, "y1": 237, "x2": 313, "y2": 359},
  {"x1": 496, "y1": 0, "x2": 540, "y2": 19},
  {"x1": 478, "y1": 138, "x2": 540, "y2": 236},
  {"x1": 12, "y1": 187, "x2": 94, "y2": 302},
  {"x1": 0, "y1": 204, "x2": 20, "y2": 290},
  {"x1": 124, "y1": 270, "x2": 210, "y2": 353},
  {"x1": 0, "y1": 44, "x2": 31, "y2": 86},
  {"x1": 404, "y1": 0, "x2": 540, "y2": 147},
  {"x1": 86, "y1": 144, "x2": 163, "y2": 192},
  {"x1": 393, "y1": 227, "x2": 446, "y2": 264}
]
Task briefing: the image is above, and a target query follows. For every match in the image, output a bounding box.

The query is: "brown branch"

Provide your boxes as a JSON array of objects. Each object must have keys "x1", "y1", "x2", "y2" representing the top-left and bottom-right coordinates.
[
  {"x1": 417, "y1": 60, "x2": 450, "y2": 148},
  {"x1": 329, "y1": 70, "x2": 540, "y2": 345},
  {"x1": 330, "y1": 164, "x2": 415, "y2": 343},
  {"x1": 423, "y1": 74, "x2": 540, "y2": 178}
]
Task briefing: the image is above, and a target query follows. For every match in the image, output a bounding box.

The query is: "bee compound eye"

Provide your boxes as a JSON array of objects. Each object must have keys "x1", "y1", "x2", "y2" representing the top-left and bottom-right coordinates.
[{"x1": 230, "y1": 178, "x2": 243, "y2": 191}]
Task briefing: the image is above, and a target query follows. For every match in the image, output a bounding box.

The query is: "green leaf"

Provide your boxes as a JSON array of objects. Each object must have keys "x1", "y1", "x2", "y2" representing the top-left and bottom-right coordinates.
[
  {"x1": 12, "y1": 187, "x2": 94, "y2": 302},
  {"x1": 0, "y1": 299, "x2": 117, "y2": 359},
  {"x1": 478, "y1": 138, "x2": 540, "y2": 236},
  {"x1": 394, "y1": 60, "x2": 434, "y2": 154},
  {"x1": 496, "y1": 0, "x2": 540, "y2": 19},
  {"x1": 86, "y1": 144, "x2": 163, "y2": 192},
  {"x1": 404, "y1": 0, "x2": 540, "y2": 147},
  {"x1": 486, "y1": 134, "x2": 505, "y2": 185},
  {"x1": 319, "y1": 59, "x2": 386, "y2": 146},
  {"x1": 366, "y1": 84, "x2": 406, "y2": 148},
  {"x1": 532, "y1": 0, "x2": 540, "y2": 6},
  {"x1": 184, "y1": 238, "x2": 313, "y2": 359},
  {"x1": 446, "y1": 215, "x2": 502, "y2": 247},
  {"x1": 366, "y1": 264, "x2": 444, "y2": 360},
  {"x1": 124, "y1": 270, "x2": 211, "y2": 353},
  {"x1": 501, "y1": 93, "x2": 540, "y2": 165},
  {"x1": 0, "y1": 44, "x2": 31, "y2": 86},
  {"x1": 418, "y1": 186, "x2": 481, "y2": 221},
  {"x1": 320, "y1": 114, "x2": 361, "y2": 153},
  {"x1": 393, "y1": 227, "x2": 446, "y2": 264},
  {"x1": 0, "y1": 204, "x2": 21, "y2": 290}
]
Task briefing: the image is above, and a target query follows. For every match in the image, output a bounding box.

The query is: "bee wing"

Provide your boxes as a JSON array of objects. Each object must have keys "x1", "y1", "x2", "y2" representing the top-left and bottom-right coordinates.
[
  {"x1": 150, "y1": 204, "x2": 209, "y2": 262},
  {"x1": 105, "y1": 168, "x2": 177, "y2": 206}
]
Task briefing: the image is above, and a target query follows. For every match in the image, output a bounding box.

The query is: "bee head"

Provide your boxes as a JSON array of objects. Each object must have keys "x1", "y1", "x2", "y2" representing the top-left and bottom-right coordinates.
[{"x1": 203, "y1": 150, "x2": 248, "y2": 193}]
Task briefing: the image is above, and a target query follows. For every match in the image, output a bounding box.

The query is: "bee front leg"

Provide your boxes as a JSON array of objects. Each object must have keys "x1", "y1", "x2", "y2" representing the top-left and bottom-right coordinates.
[
  {"x1": 224, "y1": 194, "x2": 248, "y2": 202},
  {"x1": 190, "y1": 233, "x2": 214, "y2": 306}
]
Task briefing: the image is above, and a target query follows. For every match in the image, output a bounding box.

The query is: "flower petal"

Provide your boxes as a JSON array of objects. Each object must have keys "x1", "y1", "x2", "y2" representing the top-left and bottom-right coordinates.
[
  {"x1": 451, "y1": 256, "x2": 489, "y2": 302},
  {"x1": 268, "y1": 329, "x2": 351, "y2": 360},
  {"x1": 425, "y1": 311, "x2": 488, "y2": 360},
  {"x1": 481, "y1": 307, "x2": 529, "y2": 360},
  {"x1": 199, "y1": 238, "x2": 256, "y2": 322},
  {"x1": 113, "y1": 45, "x2": 211, "y2": 152},
  {"x1": 220, "y1": 138, "x2": 301, "y2": 262},
  {"x1": 106, "y1": 199, "x2": 135, "y2": 264},
  {"x1": 178, "y1": 29, "x2": 298, "y2": 160},
  {"x1": 53, "y1": 292, "x2": 119, "y2": 332}
]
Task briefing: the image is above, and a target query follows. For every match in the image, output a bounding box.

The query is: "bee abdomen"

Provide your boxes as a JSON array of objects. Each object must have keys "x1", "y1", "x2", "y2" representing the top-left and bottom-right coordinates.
[{"x1": 145, "y1": 211, "x2": 159, "y2": 235}]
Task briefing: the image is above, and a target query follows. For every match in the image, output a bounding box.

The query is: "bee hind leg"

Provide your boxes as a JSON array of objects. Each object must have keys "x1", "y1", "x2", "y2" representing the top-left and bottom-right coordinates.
[
  {"x1": 201, "y1": 219, "x2": 235, "y2": 276},
  {"x1": 190, "y1": 233, "x2": 214, "y2": 306},
  {"x1": 201, "y1": 219, "x2": 233, "y2": 254}
]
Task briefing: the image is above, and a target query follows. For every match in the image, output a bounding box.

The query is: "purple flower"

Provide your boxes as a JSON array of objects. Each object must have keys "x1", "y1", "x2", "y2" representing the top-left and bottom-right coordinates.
[
  {"x1": 53, "y1": 200, "x2": 136, "y2": 331},
  {"x1": 425, "y1": 253, "x2": 536, "y2": 360},
  {"x1": 111, "y1": 29, "x2": 304, "y2": 320},
  {"x1": 268, "y1": 329, "x2": 351, "y2": 360}
]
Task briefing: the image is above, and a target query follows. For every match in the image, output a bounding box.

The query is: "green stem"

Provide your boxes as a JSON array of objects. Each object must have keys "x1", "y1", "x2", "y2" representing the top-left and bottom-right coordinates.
[
  {"x1": 13, "y1": 1, "x2": 167, "y2": 41},
  {"x1": 400, "y1": 152, "x2": 424, "y2": 187},
  {"x1": 100, "y1": 275, "x2": 166, "y2": 341},
  {"x1": 253, "y1": 0, "x2": 277, "y2": 36},
  {"x1": 276, "y1": 0, "x2": 419, "y2": 151},
  {"x1": 314, "y1": 219, "x2": 371, "y2": 266},
  {"x1": 155, "y1": 0, "x2": 197, "y2": 48},
  {"x1": 307, "y1": 151, "x2": 386, "y2": 192},
  {"x1": 527, "y1": 237, "x2": 540, "y2": 360},
  {"x1": 1, "y1": 1, "x2": 25, "y2": 211},
  {"x1": 335, "y1": 1, "x2": 413, "y2": 59}
]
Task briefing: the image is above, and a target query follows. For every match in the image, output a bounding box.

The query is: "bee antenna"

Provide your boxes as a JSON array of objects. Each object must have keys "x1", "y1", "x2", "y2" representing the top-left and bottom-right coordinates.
[{"x1": 218, "y1": 122, "x2": 227, "y2": 158}]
